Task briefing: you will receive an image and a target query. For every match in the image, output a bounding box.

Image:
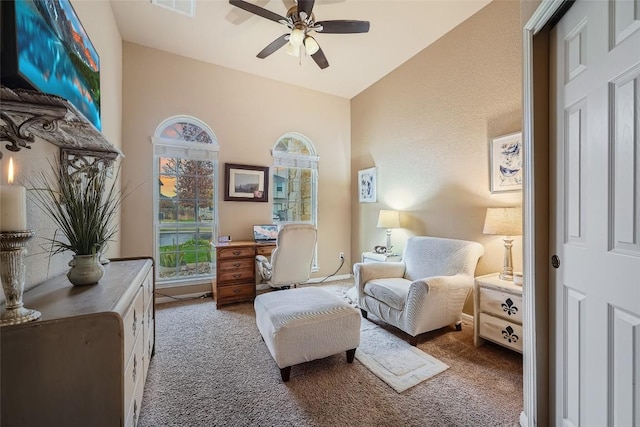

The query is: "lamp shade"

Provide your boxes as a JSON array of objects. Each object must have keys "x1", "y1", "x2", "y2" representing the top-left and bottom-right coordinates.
[
  {"x1": 377, "y1": 210, "x2": 400, "y2": 229},
  {"x1": 304, "y1": 36, "x2": 319, "y2": 55},
  {"x1": 483, "y1": 207, "x2": 522, "y2": 236}
]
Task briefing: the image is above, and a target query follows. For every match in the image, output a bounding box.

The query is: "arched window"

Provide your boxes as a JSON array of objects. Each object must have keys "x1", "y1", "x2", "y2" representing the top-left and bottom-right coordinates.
[
  {"x1": 152, "y1": 116, "x2": 219, "y2": 286},
  {"x1": 271, "y1": 132, "x2": 318, "y2": 267}
]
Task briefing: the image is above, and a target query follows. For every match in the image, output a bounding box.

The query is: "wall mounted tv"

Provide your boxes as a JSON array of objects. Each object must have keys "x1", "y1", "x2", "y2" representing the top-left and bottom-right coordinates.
[{"x1": 1, "y1": 0, "x2": 101, "y2": 130}]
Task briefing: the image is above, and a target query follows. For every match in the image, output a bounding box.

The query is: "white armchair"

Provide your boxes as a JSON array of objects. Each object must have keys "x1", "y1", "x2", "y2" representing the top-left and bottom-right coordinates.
[{"x1": 353, "y1": 236, "x2": 484, "y2": 345}]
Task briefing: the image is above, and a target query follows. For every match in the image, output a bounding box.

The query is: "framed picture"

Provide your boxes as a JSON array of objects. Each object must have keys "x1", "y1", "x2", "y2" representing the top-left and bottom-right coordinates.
[
  {"x1": 224, "y1": 163, "x2": 269, "y2": 202},
  {"x1": 489, "y1": 132, "x2": 523, "y2": 193},
  {"x1": 358, "y1": 167, "x2": 377, "y2": 203}
]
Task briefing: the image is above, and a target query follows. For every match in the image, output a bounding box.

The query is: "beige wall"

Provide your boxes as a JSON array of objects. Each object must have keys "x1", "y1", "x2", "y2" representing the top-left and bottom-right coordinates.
[
  {"x1": 120, "y1": 43, "x2": 351, "y2": 283},
  {"x1": 351, "y1": 0, "x2": 523, "y2": 312},
  {"x1": 0, "y1": 0, "x2": 122, "y2": 295}
]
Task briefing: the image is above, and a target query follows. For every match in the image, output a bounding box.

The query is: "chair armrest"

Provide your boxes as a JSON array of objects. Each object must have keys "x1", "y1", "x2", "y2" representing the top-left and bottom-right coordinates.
[
  {"x1": 353, "y1": 262, "x2": 406, "y2": 294},
  {"x1": 409, "y1": 273, "x2": 474, "y2": 297}
]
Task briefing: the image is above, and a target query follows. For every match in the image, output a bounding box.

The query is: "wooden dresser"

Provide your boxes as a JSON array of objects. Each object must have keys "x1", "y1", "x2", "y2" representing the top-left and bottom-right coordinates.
[
  {"x1": 214, "y1": 241, "x2": 275, "y2": 306},
  {"x1": 1, "y1": 257, "x2": 155, "y2": 427}
]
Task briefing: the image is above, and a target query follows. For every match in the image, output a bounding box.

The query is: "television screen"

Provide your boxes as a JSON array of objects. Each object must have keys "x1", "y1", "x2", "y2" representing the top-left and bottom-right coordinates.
[{"x1": 1, "y1": 0, "x2": 101, "y2": 130}]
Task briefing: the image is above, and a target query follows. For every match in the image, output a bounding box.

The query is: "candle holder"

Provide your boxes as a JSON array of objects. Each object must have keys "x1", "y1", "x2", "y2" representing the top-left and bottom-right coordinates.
[{"x1": 0, "y1": 230, "x2": 40, "y2": 326}]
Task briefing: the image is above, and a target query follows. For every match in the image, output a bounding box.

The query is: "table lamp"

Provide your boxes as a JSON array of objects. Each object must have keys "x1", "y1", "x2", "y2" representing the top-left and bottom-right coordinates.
[
  {"x1": 377, "y1": 210, "x2": 400, "y2": 253},
  {"x1": 483, "y1": 207, "x2": 522, "y2": 280}
]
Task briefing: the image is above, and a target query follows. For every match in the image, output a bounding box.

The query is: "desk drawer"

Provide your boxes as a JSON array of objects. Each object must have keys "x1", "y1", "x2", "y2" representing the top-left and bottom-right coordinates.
[
  {"x1": 218, "y1": 246, "x2": 255, "y2": 259},
  {"x1": 218, "y1": 283, "x2": 254, "y2": 300},
  {"x1": 218, "y1": 258, "x2": 254, "y2": 271},
  {"x1": 256, "y1": 245, "x2": 275, "y2": 256},
  {"x1": 479, "y1": 312, "x2": 523, "y2": 353},
  {"x1": 218, "y1": 268, "x2": 254, "y2": 283},
  {"x1": 479, "y1": 287, "x2": 523, "y2": 323}
]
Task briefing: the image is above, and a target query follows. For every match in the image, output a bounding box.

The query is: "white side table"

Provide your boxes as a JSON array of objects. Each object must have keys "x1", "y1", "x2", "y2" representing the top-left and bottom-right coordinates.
[
  {"x1": 361, "y1": 252, "x2": 402, "y2": 263},
  {"x1": 474, "y1": 273, "x2": 523, "y2": 353}
]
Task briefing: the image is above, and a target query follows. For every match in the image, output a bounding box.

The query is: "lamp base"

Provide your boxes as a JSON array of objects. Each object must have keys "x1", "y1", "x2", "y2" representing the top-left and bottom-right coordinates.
[
  {"x1": 1, "y1": 306, "x2": 41, "y2": 326},
  {"x1": 499, "y1": 272, "x2": 514, "y2": 281}
]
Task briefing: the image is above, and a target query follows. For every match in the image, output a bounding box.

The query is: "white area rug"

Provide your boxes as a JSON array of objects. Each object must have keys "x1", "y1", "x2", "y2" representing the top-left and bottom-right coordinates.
[
  {"x1": 356, "y1": 319, "x2": 449, "y2": 393},
  {"x1": 322, "y1": 283, "x2": 449, "y2": 393}
]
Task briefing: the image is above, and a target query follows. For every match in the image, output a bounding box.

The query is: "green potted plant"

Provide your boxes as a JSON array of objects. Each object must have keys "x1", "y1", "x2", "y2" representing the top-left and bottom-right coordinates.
[{"x1": 29, "y1": 162, "x2": 125, "y2": 286}]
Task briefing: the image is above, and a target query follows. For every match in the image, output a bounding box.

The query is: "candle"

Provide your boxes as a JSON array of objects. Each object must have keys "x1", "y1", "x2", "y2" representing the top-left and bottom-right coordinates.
[{"x1": 0, "y1": 158, "x2": 28, "y2": 232}]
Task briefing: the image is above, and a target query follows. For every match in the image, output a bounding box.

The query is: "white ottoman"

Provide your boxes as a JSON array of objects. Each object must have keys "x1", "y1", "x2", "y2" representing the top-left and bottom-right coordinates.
[{"x1": 254, "y1": 287, "x2": 361, "y2": 382}]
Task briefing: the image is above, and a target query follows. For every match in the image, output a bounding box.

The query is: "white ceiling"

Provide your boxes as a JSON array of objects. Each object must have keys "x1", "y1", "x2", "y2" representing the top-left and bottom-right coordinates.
[{"x1": 110, "y1": 0, "x2": 492, "y2": 99}]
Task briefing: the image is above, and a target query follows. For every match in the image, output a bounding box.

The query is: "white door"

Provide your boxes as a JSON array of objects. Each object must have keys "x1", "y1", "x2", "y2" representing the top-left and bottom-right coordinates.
[{"x1": 550, "y1": 0, "x2": 640, "y2": 425}]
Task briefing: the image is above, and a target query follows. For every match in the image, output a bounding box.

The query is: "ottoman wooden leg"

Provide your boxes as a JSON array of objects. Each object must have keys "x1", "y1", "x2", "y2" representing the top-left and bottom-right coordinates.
[
  {"x1": 280, "y1": 366, "x2": 291, "y2": 382},
  {"x1": 346, "y1": 348, "x2": 356, "y2": 363}
]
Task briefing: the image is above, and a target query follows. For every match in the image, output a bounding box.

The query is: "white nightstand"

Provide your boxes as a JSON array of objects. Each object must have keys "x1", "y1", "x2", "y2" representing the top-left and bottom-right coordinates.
[
  {"x1": 361, "y1": 252, "x2": 402, "y2": 263},
  {"x1": 474, "y1": 273, "x2": 523, "y2": 353}
]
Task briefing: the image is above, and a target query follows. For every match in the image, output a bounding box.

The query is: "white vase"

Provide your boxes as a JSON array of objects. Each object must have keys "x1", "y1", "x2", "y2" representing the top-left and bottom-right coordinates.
[{"x1": 67, "y1": 254, "x2": 105, "y2": 286}]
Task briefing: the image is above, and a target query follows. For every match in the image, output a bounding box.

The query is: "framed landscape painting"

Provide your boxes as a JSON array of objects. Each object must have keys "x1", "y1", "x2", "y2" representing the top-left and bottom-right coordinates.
[
  {"x1": 224, "y1": 163, "x2": 269, "y2": 202},
  {"x1": 358, "y1": 167, "x2": 377, "y2": 203},
  {"x1": 489, "y1": 132, "x2": 523, "y2": 193}
]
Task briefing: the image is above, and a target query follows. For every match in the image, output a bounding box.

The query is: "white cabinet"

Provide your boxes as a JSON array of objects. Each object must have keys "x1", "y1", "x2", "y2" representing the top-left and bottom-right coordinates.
[
  {"x1": 1, "y1": 258, "x2": 155, "y2": 427},
  {"x1": 474, "y1": 273, "x2": 523, "y2": 353},
  {"x1": 361, "y1": 251, "x2": 401, "y2": 263}
]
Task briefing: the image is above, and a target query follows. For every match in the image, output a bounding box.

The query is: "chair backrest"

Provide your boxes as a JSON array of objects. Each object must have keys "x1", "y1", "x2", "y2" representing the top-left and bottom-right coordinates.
[
  {"x1": 401, "y1": 236, "x2": 484, "y2": 281},
  {"x1": 269, "y1": 224, "x2": 317, "y2": 285}
]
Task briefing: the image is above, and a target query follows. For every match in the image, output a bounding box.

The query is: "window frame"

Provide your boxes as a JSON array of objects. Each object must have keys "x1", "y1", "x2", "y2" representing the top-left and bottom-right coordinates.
[
  {"x1": 271, "y1": 132, "x2": 319, "y2": 270},
  {"x1": 152, "y1": 116, "x2": 219, "y2": 288}
]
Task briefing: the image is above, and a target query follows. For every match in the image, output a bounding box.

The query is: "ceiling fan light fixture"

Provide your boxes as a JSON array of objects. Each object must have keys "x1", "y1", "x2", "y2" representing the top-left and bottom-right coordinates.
[
  {"x1": 286, "y1": 42, "x2": 300, "y2": 57},
  {"x1": 304, "y1": 36, "x2": 319, "y2": 55},
  {"x1": 289, "y1": 28, "x2": 305, "y2": 47}
]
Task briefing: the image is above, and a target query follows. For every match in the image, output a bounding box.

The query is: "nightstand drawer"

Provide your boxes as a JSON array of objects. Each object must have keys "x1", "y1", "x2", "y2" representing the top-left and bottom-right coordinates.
[
  {"x1": 479, "y1": 287, "x2": 523, "y2": 323},
  {"x1": 479, "y1": 312, "x2": 523, "y2": 353}
]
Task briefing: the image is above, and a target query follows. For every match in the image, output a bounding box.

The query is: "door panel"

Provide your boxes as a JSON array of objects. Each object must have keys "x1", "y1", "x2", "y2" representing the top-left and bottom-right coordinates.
[{"x1": 551, "y1": 0, "x2": 640, "y2": 425}]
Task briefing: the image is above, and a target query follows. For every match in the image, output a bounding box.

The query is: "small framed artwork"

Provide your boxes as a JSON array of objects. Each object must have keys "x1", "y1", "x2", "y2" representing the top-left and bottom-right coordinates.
[
  {"x1": 358, "y1": 167, "x2": 377, "y2": 203},
  {"x1": 490, "y1": 132, "x2": 523, "y2": 193},
  {"x1": 224, "y1": 163, "x2": 269, "y2": 202}
]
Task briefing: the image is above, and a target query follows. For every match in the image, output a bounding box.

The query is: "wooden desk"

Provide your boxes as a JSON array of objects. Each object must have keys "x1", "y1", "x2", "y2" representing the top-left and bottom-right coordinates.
[{"x1": 213, "y1": 241, "x2": 275, "y2": 306}]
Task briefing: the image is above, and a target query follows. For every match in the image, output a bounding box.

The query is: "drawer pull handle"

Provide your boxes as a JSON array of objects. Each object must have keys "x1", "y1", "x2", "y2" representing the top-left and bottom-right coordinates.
[
  {"x1": 233, "y1": 262, "x2": 241, "y2": 267},
  {"x1": 132, "y1": 310, "x2": 137, "y2": 336},
  {"x1": 502, "y1": 325, "x2": 519, "y2": 343},
  {"x1": 501, "y1": 298, "x2": 518, "y2": 316},
  {"x1": 233, "y1": 250, "x2": 242, "y2": 255},
  {"x1": 132, "y1": 354, "x2": 137, "y2": 382},
  {"x1": 133, "y1": 400, "x2": 138, "y2": 425},
  {"x1": 234, "y1": 288, "x2": 241, "y2": 294},
  {"x1": 233, "y1": 274, "x2": 241, "y2": 278}
]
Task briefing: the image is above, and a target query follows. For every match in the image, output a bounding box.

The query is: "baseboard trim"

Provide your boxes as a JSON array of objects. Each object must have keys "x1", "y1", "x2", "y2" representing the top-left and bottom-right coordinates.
[{"x1": 461, "y1": 312, "x2": 474, "y2": 324}]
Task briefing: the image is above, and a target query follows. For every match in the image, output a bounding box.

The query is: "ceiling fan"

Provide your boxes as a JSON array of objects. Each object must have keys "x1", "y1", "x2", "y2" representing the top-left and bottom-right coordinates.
[{"x1": 228, "y1": 0, "x2": 370, "y2": 69}]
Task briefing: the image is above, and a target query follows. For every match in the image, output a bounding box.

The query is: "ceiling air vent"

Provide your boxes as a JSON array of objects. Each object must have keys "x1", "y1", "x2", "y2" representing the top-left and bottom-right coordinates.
[{"x1": 151, "y1": 0, "x2": 195, "y2": 17}]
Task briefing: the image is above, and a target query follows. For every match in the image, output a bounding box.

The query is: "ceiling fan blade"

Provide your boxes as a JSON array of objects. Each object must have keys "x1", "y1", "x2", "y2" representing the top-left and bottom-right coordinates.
[
  {"x1": 257, "y1": 34, "x2": 290, "y2": 58},
  {"x1": 311, "y1": 47, "x2": 329, "y2": 69},
  {"x1": 315, "y1": 20, "x2": 370, "y2": 33},
  {"x1": 228, "y1": 0, "x2": 286, "y2": 24},
  {"x1": 297, "y1": 0, "x2": 315, "y2": 17}
]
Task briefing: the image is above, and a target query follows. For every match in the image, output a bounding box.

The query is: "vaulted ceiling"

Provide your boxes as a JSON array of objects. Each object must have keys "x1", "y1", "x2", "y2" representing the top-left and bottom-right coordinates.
[{"x1": 110, "y1": 0, "x2": 492, "y2": 99}]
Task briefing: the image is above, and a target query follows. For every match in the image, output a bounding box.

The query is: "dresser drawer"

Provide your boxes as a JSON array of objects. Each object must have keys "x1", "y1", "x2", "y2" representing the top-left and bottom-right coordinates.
[
  {"x1": 479, "y1": 287, "x2": 523, "y2": 323},
  {"x1": 218, "y1": 283, "x2": 255, "y2": 300},
  {"x1": 142, "y1": 268, "x2": 153, "y2": 308},
  {"x1": 218, "y1": 257, "x2": 254, "y2": 271},
  {"x1": 125, "y1": 360, "x2": 146, "y2": 427},
  {"x1": 217, "y1": 246, "x2": 255, "y2": 259},
  {"x1": 218, "y1": 268, "x2": 254, "y2": 283},
  {"x1": 479, "y1": 312, "x2": 523, "y2": 353},
  {"x1": 123, "y1": 287, "x2": 144, "y2": 360},
  {"x1": 124, "y1": 326, "x2": 144, "y2": 417}
]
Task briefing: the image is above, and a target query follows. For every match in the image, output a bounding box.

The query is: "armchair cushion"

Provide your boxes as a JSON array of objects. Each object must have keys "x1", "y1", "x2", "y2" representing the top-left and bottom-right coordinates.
[{"x1": 363, "y1": 278, "x2": 410, "y2": 310}]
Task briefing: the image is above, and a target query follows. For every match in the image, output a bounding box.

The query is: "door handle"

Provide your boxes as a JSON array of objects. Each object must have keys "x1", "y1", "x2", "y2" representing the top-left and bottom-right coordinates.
[{"x1": 551, "y1": 255, "x2": 560, "y2": 269}]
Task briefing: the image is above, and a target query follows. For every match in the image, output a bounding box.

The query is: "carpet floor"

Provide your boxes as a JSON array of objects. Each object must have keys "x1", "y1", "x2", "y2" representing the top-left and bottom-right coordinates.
[{"x1": 138, "y1": 281, "x2": 523, "y2": 427}]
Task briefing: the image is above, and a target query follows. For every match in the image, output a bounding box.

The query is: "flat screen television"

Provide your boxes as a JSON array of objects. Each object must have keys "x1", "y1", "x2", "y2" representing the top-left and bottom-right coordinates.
[{"x1": 1, "y1": 0, "x2": 101, "y2": 130}]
